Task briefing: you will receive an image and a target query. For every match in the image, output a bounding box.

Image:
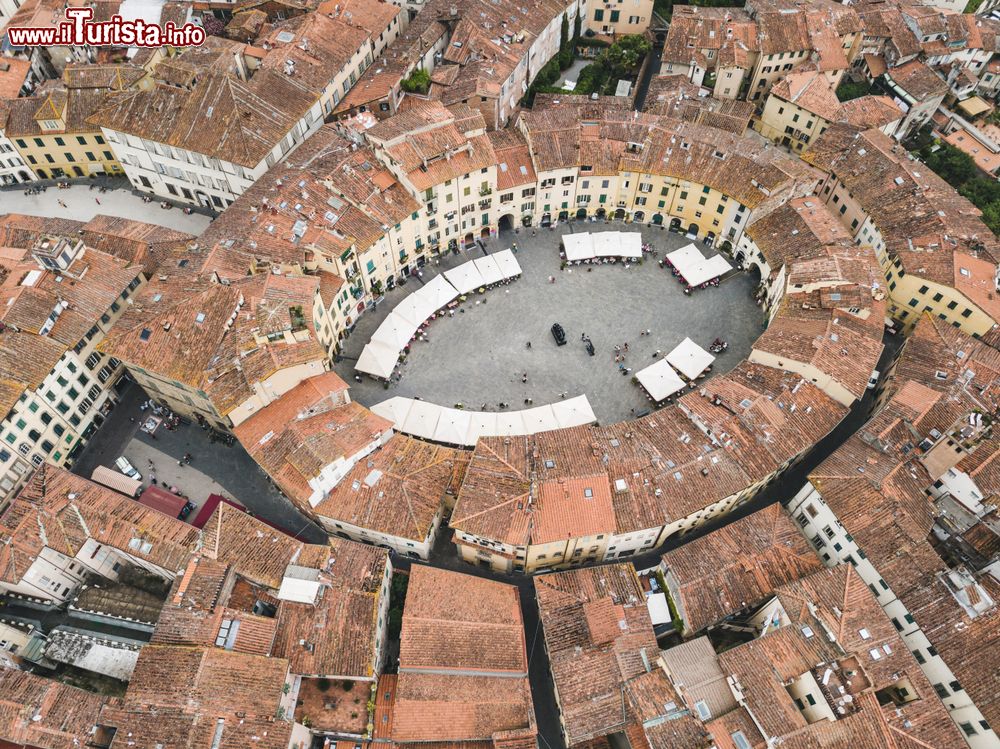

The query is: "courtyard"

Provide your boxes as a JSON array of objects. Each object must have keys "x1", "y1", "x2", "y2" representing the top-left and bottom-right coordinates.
[{"x1": 335, "y1": 222, "x2": 764, "y2": 424}]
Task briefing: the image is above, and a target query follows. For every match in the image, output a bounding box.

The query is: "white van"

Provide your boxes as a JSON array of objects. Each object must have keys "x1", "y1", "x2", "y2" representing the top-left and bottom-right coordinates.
[{"x1": 115, "y1": 456, "x2": 142, "y2": 481}]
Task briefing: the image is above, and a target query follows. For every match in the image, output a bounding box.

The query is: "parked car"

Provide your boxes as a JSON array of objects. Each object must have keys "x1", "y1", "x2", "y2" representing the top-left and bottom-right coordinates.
[
  {"x1": 551, "y1": 323, "x2": 567, "y2": 346},
  {"x1": 867, "y1": 370, "x2": 880, "y2": 390},
  {"x1": 179, "y1": 501, "x2": 196, "y2": 520},
  {"x1": 115, "y1": 456, "x2": 142, "y2": 481}
]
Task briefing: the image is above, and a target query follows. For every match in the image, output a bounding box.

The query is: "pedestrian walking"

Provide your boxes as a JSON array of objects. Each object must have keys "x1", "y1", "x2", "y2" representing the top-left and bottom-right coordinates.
[
  {"x1": 521, "y1": 373, "x2": 528, "y2": 384},
  {"x1": 624, "y1": 342, "x2": 629, "y2": 352},
  {"x1": 95, "y1": 198, "x2": 101, "y2": 205},
  {"x1": 581, "y1": 333, "x2": 586, "y2": 341},
  {"x1": 57, "y1": 199, "x2": 67, "y2": 208}
]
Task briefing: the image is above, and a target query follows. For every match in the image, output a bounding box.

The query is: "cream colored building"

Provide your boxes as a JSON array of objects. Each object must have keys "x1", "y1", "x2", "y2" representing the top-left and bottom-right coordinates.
[
  {"x1": 585, "y1": 0, "x2": 654, "y2": 35},
  {"x1": 0, "y1": 237, "x2": 143, "y2": 512}
]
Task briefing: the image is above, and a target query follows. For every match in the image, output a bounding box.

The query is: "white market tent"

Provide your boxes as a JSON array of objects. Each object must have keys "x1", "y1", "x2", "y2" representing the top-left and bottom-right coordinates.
[
  {"x1": 371, "y1": 395, "x2": 598, "y2": 445},
  {"x1": 635, "y1": 358, "x2": 687, "y2": 401},
  {"x1": 401, "y1": 399, "x2": 442, "y2": 441},
  {"x1": 371, "y1": 396, "x2": 412, "y2": 426},
  {"x1": 551, "y1": 395, "x2": 598, "y2": 428},
  {"x1": 391, "y1": 292, "x2": 433, "y2": 327},
  {"x1": 473, "y1": 255, "x2": 504, "y2": 286},
  {"x1": 619, "y1": 232, "x2": 643, "y2": 260},
  {"x1": 445, "y1": 262, "x2": 487, "y2": 294},
  {"x1": 593, "y1": 231, "x2": 621, "y2": 258},
  {"x1": 666, "y1": 243, "x2": 732, "y2": 286},
  {"x1": 370, "y1": 312, "x2": 418, "y2": 350},
  {"x1": 562, "y1": 233, "x2": 595, "y2": 262},
  {"x1": 420, "y1": 273, "x2": 459, "y2": 309},
  {"x1": 666, "y1": 337, "x2": 715, "y2": 380},
  {"x1": 355, "y1": 340, "x2": 400, "y2": 379},
  {"x1": 493, "y1": 248, "x2": 522, "y2": 278},
  {"x1": 466, "y1": 411, "x2": 499, "y2": 444},
  {"x1": 494, "y1": 411, "x2": 529, "y2": 436},
  {"x1": 432, "y1": 407, "x2": 473, "y2": 445},
  {"x1": 519, "y1": 406, "x2": 560, "y2": 434}
]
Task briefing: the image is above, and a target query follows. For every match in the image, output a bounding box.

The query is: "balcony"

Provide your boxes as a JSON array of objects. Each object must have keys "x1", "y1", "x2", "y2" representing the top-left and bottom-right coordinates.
[{"x1": 479, "y1": 186, "x2": 492, "y2": 197}]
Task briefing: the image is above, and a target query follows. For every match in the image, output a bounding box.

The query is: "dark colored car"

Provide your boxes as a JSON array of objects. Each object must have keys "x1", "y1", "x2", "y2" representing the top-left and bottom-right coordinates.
[
  {"x1": 179, "y1": 501, "x2": 196, "y2": 520},
  {"x1": 551, "y1": 323, "x2": 567, "y2": 345}
]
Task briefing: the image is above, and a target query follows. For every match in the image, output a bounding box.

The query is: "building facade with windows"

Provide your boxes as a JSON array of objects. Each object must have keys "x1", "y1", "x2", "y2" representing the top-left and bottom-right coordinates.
[{"x1": 0, "y1": 235, "x2": 142, "y2": 511}]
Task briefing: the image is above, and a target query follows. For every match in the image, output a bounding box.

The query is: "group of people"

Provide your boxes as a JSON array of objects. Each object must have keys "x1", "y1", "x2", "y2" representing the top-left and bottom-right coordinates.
[{"x1": 613, "y1": 340, "x2": 633, "y2": 375}]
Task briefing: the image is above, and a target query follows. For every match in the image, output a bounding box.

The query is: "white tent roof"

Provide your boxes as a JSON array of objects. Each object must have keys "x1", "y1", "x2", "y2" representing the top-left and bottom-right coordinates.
[
  {"x1": 444, "y1": 262, "x2": 488, "y2": 294},
  {"x1": 493, "y1": 248, "x2": 522, "y2": 278},
  {"x1": 666, "y1": 337, "x2": 715, "y2": 380},
  {"x1": 666, "y1": 243, "x2": 732, "y2": 286},
  {"x1": 494, "y1": 411, "x2": 528, "y2": 436},
  {"x1": 619, "y1": 232, "x2": 643, "y2": 259},
  {"x1": 635, "y1": 358, "x2": 687, "y2": 401},
  {"x1": 551, "y1": 395, "x2": 598, "y2": 428},
  {"x1": 466, "y1": 411, "x2": 499, "y2": 445},
  {"x1": 432, "y1": 407, "x2": 473, "y2": 445},
  {"x1": 391, "y1": 292, "x2": 432, "y2": 327},
  {"x1": 473, "y1": 255, "x2": 504, "y2": 286},
  {"x1": 593, "y1": 231, "x2": 621, "y2": 258},
  {"x1": 371, "y1": 397, "x2": 412, "y2": 428},
  {"x1": 646, "y1": 592, "x2": 672, "y2": 626},
  {"x1": 355, "y1": 340, "x2": 400, "y2": 379},
  {"x1": 563, "y1": 233, "x2": 595, "y2": 261},
  {"x1": 401, "y1": 399, "x2": 442, "y2": 441},
  {"x1": 519, "y1": 405, "x2": 560, "y2": 433},
  {"x1": 420, "y1": 273, "x2": 459, "y2": 309},
  {"x1": 369, "y1": 312, "x2": 418, "y2": 350}
]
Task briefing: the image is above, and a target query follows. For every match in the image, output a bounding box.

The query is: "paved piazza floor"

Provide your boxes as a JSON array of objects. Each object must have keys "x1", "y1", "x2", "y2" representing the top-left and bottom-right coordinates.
[{"x1": 335, "y1": 222, "x2": 765, "y2": 424}]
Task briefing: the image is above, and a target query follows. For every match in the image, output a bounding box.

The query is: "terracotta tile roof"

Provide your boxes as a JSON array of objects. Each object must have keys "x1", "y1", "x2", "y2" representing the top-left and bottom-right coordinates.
[
  {"x1": 400, "y1": 566, "x2": 527, "y2": 674},
  {"x1": 270, "y1": 538, "x2": 389, "y2": 677},
  {"x1": 662, "y1": 6, "x2": 759, "y2": 68},
  {"x1": 392, "y1": 567, "x2": 533, "y2": 742},
  {"x1": 884, "y1": 59, "x2": 948, "y2": 101},
  {"x1": 745, "y1": 195, "x2": 855, "y2": 271},
  {"x1": 489, "y1": 129, "x2": 537, "y2": 190},
  {"x1": 534, "y1": 564, "x2": 656, "y2": 746},
  {"x1": 521, "y1": 96, "x2": 818, "y2": 210},
  {"x1": 312, "y1": 434, "x2": 468, "y2": 543},
  {"x1": 79, "y1": 215, "x2": 195, "y2": 276},
  {"x1": 643, "y1": 76, "x2": 754, "y2": 134},
  {"x1": 0, "y1": 58, "x2": 32, "y2": 100},
  {"x1": 0, "y1": 668, "x2": 115, "y2": 749},
  {"x1": 151, "y1": 555, "x2": 278, "y2": 655},
  {"x1": 701, "y1": 565, "x2": 963, "y2": 748},
  {"x1": 806, "y1": 125, "x2": 999, "y2": 288},
  {"x1": 104, "y1": 645, "x2": 293, "y2": 749},
  {"x1": 0, "y1": 466, "x2": 200, "y2": 586},
  {"x1": 99, "y1": 270, "x2": 326, "y2": 417},
  {"x1": 199, "y1": 501, "x2": 312, "y2": 588},
  {"x1": 195, "y1": 125, "x2": 418, "y2": 276},
  {"x1": 660, "y1": 504, "x2": 823, "y2": 633}
]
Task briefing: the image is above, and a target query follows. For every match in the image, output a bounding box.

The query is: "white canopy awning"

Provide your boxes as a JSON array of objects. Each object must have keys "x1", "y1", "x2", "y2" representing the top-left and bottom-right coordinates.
[
  {"x1": 493, "y1": 248, "x2": 522, "y2": 278},
  {"x1": 420, "y1": 273, "x2": 459, "y2": 310},
  {"x1": 432, "y1": 407, "x2": 473, "y2": 445},
  {"x1": 551, "y1": 395, "x2": 598, "y2": 428},
  {"x1": 619, "y1": 232, "x2": 643, "y2": 259},
  {"x1": 466, "y1": 411, "x2": 499, "y2": 445},
  {"x1": 563, "y1": 233, "x2": 595, "y2": 261},
  {"x1": 445, "y1": 262, "x2": 488, "y2": 294},
  {"x1": 371, "y1": 396, "x2": 412, "y2": 428},
  {"x1": 666, "y1": 337, "x2": 715, "y2": 380},
  {"x1": 593, "y1": 231, "x2": 621, "y2": 258},
  {"x1": 666, "y1": 243, "x2": 732, "y2": 286},
  {"x1": 635, "y1": 358, "x2": 687, "y2": 401},
  {"x1": 493, "y1": 411, "x2": 529, "y2": 436},
  {"x1": 369, "y1": 312, "x2": 418, "y2": 350},
  {"x1": 401, "y1": 399, "x2": 442, "y2": 441},
  {"x1": 646, "y1": 592, "x2": 672, "y2": 626},
  {"x1": 473, "y1": 255, "x2": 504, "y2": 286},
  {"x1": 355, "y1": 340, "x2": 400, "y2": 379},
  {"x1": 519, "y1": 405, "x2": 560, "y2": 434}
]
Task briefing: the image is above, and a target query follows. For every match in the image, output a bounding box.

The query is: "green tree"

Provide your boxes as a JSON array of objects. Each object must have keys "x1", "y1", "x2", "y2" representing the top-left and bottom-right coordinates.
[
  {"x1": 401, "y1": 68, "x2": 430, "y2": 94},
  {"x1": 573, "y1": 11, "x2": 581, "y2": 42},
  {"x1": 602, "y1": 35, "x2": 651, "y2": 77},
  {"x1": 559, "y1": 14, "x2": 572, "y2": 69}
]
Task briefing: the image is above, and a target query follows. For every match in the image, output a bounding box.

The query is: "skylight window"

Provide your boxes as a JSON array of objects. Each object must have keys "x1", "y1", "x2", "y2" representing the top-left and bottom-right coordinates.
[
  {"x1": 195, "y1": 312, "x2": 206, "y2": 324},
  {"x1": 140, "y1": 328, "x2": 152, "y2": 341}
]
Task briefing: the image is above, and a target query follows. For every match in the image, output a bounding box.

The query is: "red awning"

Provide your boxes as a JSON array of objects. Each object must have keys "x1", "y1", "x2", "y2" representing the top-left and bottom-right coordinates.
[{"x1": 138, "y1": 485, "x2": 187, "y2": 519}]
